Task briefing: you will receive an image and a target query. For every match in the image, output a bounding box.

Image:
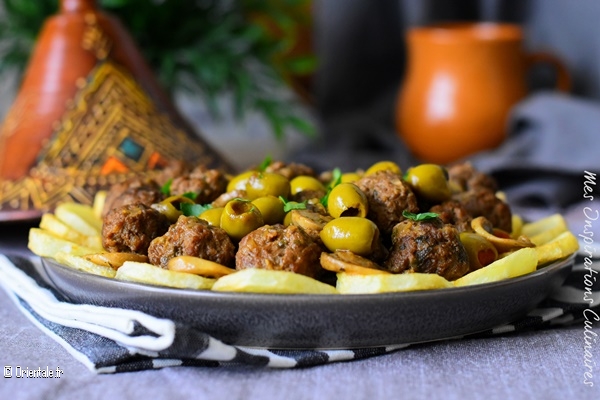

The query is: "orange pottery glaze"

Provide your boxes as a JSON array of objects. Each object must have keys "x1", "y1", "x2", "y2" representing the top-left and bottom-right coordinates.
[
  {"x1": 396, "y1": 22, "x2": 570, "y2": 165},
  {"x1": 0, "y1": 0, "x2": 233, "y2": 219}
]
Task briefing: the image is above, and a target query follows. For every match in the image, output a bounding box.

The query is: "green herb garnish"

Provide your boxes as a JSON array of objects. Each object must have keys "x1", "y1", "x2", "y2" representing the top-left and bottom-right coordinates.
[
  {"x1": 160, "y1": 179, "x2": 173, "y2": 196},
  {"x1": 402, "y1": 211, "x2": 440, "y2": 221},
  {"x1": 182, "y1": 192, "x2": 198, "y2": 201},
  {"x1": 279, "y1": 196, "x2": 307, "y2": 212},
  {"x1": 257, "y1": 155, "x2": 273, "y2": 172},
  {"x1": 320, "y1": 167, "x2": 343, "y2": 207},
  {"x1": 181, "y1": 203, "x2": 212, "y2": 217}
]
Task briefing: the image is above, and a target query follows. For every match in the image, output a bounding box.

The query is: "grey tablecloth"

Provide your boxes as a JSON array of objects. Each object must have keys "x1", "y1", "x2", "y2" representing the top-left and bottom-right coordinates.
[
  {"x1": 0, "y1": 281, "x2": 597, "y2": 400},
  {"x1": 0, "y1": 223, "x2": 599, "y2": 400}
]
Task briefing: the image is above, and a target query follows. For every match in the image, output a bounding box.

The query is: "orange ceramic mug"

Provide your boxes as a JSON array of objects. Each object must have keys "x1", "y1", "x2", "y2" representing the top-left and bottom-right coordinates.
[{"x1": 395, "y1": 22, "x2": 570, "y2": 165}]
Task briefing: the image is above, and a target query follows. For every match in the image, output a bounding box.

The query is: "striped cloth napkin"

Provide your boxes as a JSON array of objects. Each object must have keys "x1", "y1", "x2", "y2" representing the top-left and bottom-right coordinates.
[{"x1": 0, "y1": 253, "x2": 597, "y2": 374}]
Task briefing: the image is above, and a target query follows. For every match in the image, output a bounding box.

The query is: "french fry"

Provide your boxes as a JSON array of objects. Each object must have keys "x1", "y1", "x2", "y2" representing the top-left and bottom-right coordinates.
[
  {"x1": 453, "y1": 247, "x2": 537, "y2": 287},
  {"x1": 39, "y1": 213, "x2": 103, "y2": 251},
  {"x1": 28, "y1": 228, "x2": 98, "y2": 258},
  {"x1": 55, "y1": 251, "x2": 116, "y2": 278},
  {"x1": 511, "y1": 214, "x2": 524, "y2": 238},
  {"x1": 521, "y1": 213, "x2": 567, "y2": 238},
  {"x1": 115, "y1": 261, "x2": 216, "y2": 290},
  {"x1": 54, "y1": 202, "x2": 102, "y2": 237},
  {"x1": 212, "y1": 268, "x2": 339, "y2": 294},
  {"x1": 528, "y1": 219, "x2": 569, "y2": 246},
  {"x1": 535, "y1": 231, "x2": 579, "y2": 266},
  {"x1": 92, "y1": 190, "x2": 108, "y2": 219},
  {"x1": 336, "y1": 272, "x2": 452, "y2": 294}
]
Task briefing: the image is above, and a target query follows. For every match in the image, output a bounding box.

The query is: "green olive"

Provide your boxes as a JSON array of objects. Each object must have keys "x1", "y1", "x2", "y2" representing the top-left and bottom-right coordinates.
[
  {"x1": 290, "y1": 175, "x2": 326, "y2": 195},
  {"x1": 365, "y1": 161, "x2": 402, "y2": 176},
  {"x1": 341, "y1": 172, "x2": 362, "y2": 183},
  {"x1": 404, "y1": 163, "x2": 451, "y2": 203},
  {"x1": 199, "y1": 207, "x2": 224, "y2": 226},
  {"x1": 320, "y1": 217, "x2": 379, "y2": 256},
  {"x1": 245, "y1": 172, "x2": 291, "y2": 200},
  {"x1": 327, "y1": 183, "x2": 369, "y2": 218},
  {"x1": 459, "y1": 232, "x2": 498, "y2": 271},
  {"x1": 251, "y1": 195, "x2": 286, "y2": 225},
  {"x1": 220, "y1": 199, "x2": 264, "y2": 241},
  {"x1": 151, "y1": 195, "x2": 195, "y2": 223},
  {"x1": 226, "y1": 170, "x2": 256, "y2": 192}
]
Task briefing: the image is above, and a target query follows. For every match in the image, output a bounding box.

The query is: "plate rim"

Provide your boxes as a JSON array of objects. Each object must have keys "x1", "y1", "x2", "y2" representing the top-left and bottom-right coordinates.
[
  {"x1": 41, "y1": 254, "x2": 576, "y2": 302},
  {"x1": 38, "y1": 254, "x2": 576, "y2": 349}
]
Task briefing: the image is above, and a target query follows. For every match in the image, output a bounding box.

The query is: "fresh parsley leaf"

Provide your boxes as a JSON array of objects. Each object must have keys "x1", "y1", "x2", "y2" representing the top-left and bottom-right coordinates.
[
  {"x1": 258, "y1": 155, "x2": 273, "y2": 172},
  {"x1": 320, "y1": 167, "x2": 343, "y2": 207},
  {"x1": 182, "y1": 191, "x2": 198, "y2": 201},
  {"x1": 402, "y1": 211, "x2": 440, "y2": 221},
  {"x1": 279, "y1": 196, "x2": 307, "y2": 212},
  {"x1": 181, "y1": 203, "x2": 212, "y2": 217},
  {"x1": 160, "y1": 179, "x2": 173, "y2": 196}
]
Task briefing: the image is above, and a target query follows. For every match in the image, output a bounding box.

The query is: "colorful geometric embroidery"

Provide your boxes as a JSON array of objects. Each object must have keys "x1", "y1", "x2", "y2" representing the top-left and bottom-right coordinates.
[{"x1": 0, "y1": 61, "x2": 227, "y2": 215}]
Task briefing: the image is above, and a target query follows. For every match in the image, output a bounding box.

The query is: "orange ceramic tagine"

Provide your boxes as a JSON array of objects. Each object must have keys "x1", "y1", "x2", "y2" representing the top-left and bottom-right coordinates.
[
  {"x1": 0, "y1": 0, "x2": 232, "y2": 220},
  {"x1": 396, "y1": 22, "x2": 570, "y2": 165}
]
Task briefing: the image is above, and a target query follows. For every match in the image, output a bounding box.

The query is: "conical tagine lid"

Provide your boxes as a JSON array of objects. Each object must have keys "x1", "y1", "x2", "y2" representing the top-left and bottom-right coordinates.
[{"x1": 0, "y1": 0, "x2": 232, "y2": 221}]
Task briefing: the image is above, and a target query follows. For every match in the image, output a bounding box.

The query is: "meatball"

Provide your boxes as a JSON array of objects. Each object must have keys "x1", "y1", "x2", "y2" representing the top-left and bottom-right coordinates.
[
  {"x1": 102, "y1": 178, "x2": 164, "y2": 218},
  {"x1": 448, "y1": 162, "x2": 498, "y2": 192},
  {"x1": 429, "y1": 200, "x2": 473, "y2": 233},
  {"x1": 384, "y1": 217, "x2": 470, "y2": 281},
  {"x1": 354, "y1": 170, "x2": 419, "y2": 235},
  {"x1": 102, "y1": 203, "x2": 170, "y2": 254},
  {"x1": 169, "y1": 166, "x2": 228, "y2": 204},
  {"x1": 236, "y1": 224, "x2": 323, "y2": 278},
  {"x1": 265, "y1": 161, "x2": 317, "y2": 180},
  {"x1": 453, "y1": 189, "x2": 512, "y2": 233},
  {"x1": 148, "y1": 216, "x2": 235, "y2": 268}
]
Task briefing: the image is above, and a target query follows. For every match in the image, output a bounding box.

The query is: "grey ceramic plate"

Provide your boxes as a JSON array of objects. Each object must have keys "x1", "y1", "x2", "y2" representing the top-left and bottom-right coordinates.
[{"x1": 40, "y1": 255, "x2": 575, "y2": 349}]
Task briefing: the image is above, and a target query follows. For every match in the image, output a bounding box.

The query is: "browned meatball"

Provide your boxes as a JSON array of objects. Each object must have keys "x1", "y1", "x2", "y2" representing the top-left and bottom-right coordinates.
[
  {"x1": 154, "y1": 160, "x2": 194, "y2": 186},
  {"x1": 148, "y1": 216, "x2": 235, "y2": 268},
  {"x1": 264, "y1": 161, "x2": 317, "y2": 180},
  {"x1": 448, "y1": 162, "x2": 498, "y2": 192},
  {"x1": 429, "y1": 200, "x2": 473, "y2": 233},
  {"x1": 384, "y1": 217, "x2": 470, "y2": 281},
  {"x1": 102, "y1": 178, "x2": 164, "y2": 218},
  {"x1": 453, "y1": 189, "x2": 512, "y2": 233},
  {"x1": 169, "y1": 166, "x2": 228, "y2": 204},
  {"x1": 354, "y1": 170, "x2": 419, "y2": 235},
  {"x1": 102, "y1": 204, "x2": 170, "y2": 254},
  {"x1": 236, "y1": 224, "x2": 323, "y2": 278}
]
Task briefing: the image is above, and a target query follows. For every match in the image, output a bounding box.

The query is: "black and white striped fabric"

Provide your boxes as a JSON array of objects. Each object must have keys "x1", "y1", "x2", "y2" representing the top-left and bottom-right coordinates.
[{"x1": 0, "y1": 253, "x2": 598, "y2": 373}]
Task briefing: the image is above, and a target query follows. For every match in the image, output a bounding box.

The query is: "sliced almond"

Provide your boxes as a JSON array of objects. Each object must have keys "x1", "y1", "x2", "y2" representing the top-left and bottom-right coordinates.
[
  {"x1": 320, "y1": 250, "x2": 390, "y2": 275},
  {"x1": 167, "y1": 256, "x2": 236, "y2": 278},
  {"x1": 84, "y1": 252, "x2": 149, "y2": 269},
  {"x1": 471, "y1": 216, "x2": 535, "y2": 254}
]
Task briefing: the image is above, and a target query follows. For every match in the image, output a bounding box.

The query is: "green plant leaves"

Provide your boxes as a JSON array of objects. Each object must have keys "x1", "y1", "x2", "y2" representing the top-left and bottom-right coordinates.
[{"x1": 0, "y1": 0, "x2": 317, "y2": 140}]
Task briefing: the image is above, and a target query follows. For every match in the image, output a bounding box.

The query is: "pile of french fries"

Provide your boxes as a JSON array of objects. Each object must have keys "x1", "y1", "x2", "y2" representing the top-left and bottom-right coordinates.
[{"x1": 28, "y1": 192, "x2": 580, "y2": 295}]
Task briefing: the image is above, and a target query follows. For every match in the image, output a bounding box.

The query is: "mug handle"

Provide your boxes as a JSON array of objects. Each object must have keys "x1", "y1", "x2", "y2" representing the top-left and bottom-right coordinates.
[{"x1": 525, "y1": 52, "x2": 571, "y2": 92}]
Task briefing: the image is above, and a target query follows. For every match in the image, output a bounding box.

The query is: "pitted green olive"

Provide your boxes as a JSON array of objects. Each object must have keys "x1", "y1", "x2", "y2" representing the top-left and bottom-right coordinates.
[
  {"x1": 459, "y1": 232, "x2": 498, "y2": 271},
  {"x1": 290, "y1": 175, "x2": 326, "y2": 195},
  {"x1": 327, "y1": 183, "x2": 369, "y2": 218},
  {"x1": 365, "y1": 161, "x2": 402, "y2": 176},
  {"x1": 341, "y1": 172, "x2": 362, "y2": 183},
  {"x1": 320, "y1": 217, "x2": 379, "y2": 256},
  {"x1": 245, "y1": 172, "x2": 291, "y2": 200},
  {"x1": 151, "y1": 195, "x2": 195, "y2": 223},
  {"x1": 404, "y1": 163, "x2": 451, "y2": 203},
  {"x1": 226, "y1": 170, "x2": 256, "y2": 192},
  {"x1": 199, "y1": 207, "x2": 224, "y2": 226},
  {"x1": 220, "y1": 199, "x2": 264, "y2": 241},
  {"x1": 251, "y1": 195, "x2": 286, "y2": 225}
]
